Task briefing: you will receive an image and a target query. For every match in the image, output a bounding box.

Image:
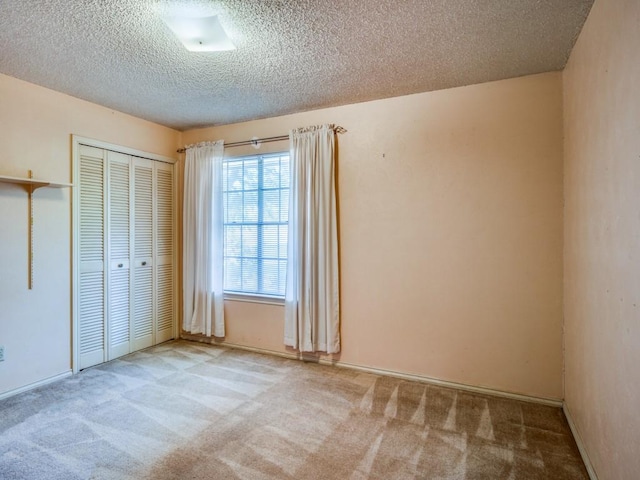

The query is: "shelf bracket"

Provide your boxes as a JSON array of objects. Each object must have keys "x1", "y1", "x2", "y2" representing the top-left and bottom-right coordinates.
[{"x1": 28, "y1": 170, "x2": 34, "y2": 289}]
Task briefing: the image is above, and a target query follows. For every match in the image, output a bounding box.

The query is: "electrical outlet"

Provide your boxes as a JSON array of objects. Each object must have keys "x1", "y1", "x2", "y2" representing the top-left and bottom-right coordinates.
[{"x1": 0, "y1": 345, "x2": 4, "y2": 362}]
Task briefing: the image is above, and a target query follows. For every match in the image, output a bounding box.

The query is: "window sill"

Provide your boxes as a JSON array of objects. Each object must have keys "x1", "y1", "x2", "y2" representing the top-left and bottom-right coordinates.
[{"x1": 224, "y1": 292, "x2": 285, "y2": 306}]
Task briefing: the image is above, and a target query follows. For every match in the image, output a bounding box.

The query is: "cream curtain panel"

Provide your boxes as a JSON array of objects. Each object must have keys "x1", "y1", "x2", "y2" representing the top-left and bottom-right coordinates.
[
  {"x1": 183, "y1": 140, "x2": 225, "y2": 337},
  {"x1": 284, "y1": 124, "x2": 340, "y2": 353}
]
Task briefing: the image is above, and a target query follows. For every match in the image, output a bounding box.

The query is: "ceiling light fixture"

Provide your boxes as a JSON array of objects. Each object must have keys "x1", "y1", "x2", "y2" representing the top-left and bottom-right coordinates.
[{"x1": 161, "y1": 15, "x2": 235, "y2": 52}]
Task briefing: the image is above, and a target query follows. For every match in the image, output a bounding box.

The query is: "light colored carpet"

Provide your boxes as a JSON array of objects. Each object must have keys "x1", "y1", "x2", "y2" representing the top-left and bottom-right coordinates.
[{"x1": 0, "y1": 340, "x2": 588, "y2": 479}]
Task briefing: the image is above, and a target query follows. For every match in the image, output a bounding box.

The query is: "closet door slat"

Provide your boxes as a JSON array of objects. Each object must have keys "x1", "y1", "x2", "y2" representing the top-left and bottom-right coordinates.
[
  {"x1": 155, "y1": 163, "x2": 174, "y2": 343},
  {"x1": 132, "y1": 158, "x2": 154, "y2": 351},
  {"x1": 107, "y1": 152, "x2": 131, "y2": 360},
  {"x1": 78, "y1": 146, "x2": 106, "y2": 369}
]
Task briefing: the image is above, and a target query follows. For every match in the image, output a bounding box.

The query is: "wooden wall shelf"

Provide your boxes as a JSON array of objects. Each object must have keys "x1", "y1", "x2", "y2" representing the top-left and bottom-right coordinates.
[
  {"x1": 0, "y1": 174, "x2": 73, "y2": 190},
  {"x1": 0, "y1": 171, "x2": 72, "y2": 289}
]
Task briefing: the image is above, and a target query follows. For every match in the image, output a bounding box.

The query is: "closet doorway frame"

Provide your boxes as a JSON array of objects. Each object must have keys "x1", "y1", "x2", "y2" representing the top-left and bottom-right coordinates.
[{"x1": 71, "y1": 135, "x2": 178, "y2": 374}]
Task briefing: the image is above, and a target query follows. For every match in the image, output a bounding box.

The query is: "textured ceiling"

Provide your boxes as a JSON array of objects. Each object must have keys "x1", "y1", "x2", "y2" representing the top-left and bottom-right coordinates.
[{"x1": 0, "y1": 0, "x2": 593, "y2": 131}]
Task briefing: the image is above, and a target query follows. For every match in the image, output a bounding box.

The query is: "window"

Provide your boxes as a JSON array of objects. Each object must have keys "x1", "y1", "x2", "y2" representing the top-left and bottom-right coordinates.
[{"x1": 223, "y1": 153, "x2": 289, "y2": 297}]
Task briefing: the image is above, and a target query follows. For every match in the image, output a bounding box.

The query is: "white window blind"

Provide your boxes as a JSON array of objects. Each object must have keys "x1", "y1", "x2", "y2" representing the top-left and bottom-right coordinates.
[{"x1": 223, "y1": 153, "x2": 289, "y2": 297}]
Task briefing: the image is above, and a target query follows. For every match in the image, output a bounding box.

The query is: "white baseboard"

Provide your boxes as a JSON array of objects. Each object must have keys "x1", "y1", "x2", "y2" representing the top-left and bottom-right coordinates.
[
  {"x1": 322, "y1": 358, "x2": 563, "y2": 407},
  {"x1": 0, "y1": 370, "x2": 72, "y2": 401},
  {"x1": 563, "y1": 404, "x2": 599, "y2": 480},
  {"x1": 180, "y1": 334, "x2": 562, "y2": 407}
]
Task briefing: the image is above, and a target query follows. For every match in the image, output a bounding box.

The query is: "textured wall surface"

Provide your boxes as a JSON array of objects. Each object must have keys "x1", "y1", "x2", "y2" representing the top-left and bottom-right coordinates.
[
  {"x1": 0, "y1": 74, "x2": 180, "y2": 396},
  {"x1": 563, "y1": 0, "x2": 640, "y2": 478},
  {"x1": 0, "y1": 0, "x2": 592, "y2": 129},
  {"x1": 183, "y1": 72, "x2": 565, "y2": 400}
]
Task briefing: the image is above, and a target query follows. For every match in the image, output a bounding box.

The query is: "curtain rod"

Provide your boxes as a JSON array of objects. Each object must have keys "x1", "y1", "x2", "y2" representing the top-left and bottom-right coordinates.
[{"x1": 177, "y1": 126, "x2": 346, "y2": 154}]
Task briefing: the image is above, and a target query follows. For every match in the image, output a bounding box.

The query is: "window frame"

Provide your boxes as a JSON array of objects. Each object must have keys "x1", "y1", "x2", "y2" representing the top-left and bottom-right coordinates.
[
  {"x1": 223, "y1": 291, "x2": 285, "y2": 306},
  {"x1": 221, "y1": 151, "x2": 289, "y2": 303}
]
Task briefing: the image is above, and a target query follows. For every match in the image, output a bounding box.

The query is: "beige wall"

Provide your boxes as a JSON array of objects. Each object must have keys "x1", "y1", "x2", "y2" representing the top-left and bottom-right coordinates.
[
  {"x1": 0, "y1": 69, "x2": 565, "y2": 402},
  {"x1": 563, "y1": 0, "x2": 640, "y2": 478},
  {"x1": 0, "y1": 74, "x2": 180, "y2": 396},
  {"x1": 183, "y1": 72, "x2": 565, "y2": 400}
]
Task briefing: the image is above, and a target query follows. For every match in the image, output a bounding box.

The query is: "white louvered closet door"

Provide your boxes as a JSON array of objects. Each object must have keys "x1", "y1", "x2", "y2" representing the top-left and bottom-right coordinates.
[
  {"x1": 132, "y1": 157, "x2": 155, "y2": 351},
  {"x1": 107, "y1": 151, "x2": 131, "y2": 360},
  {"x1": 155, "y1": 162, "x2": 175, "y2": 343},
  {"x1": 78, "y1": 145, "x2": 106, "y2": 370},
  {"x1": 76, "y1": 141, "x2": 176, "y2": 371}
]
